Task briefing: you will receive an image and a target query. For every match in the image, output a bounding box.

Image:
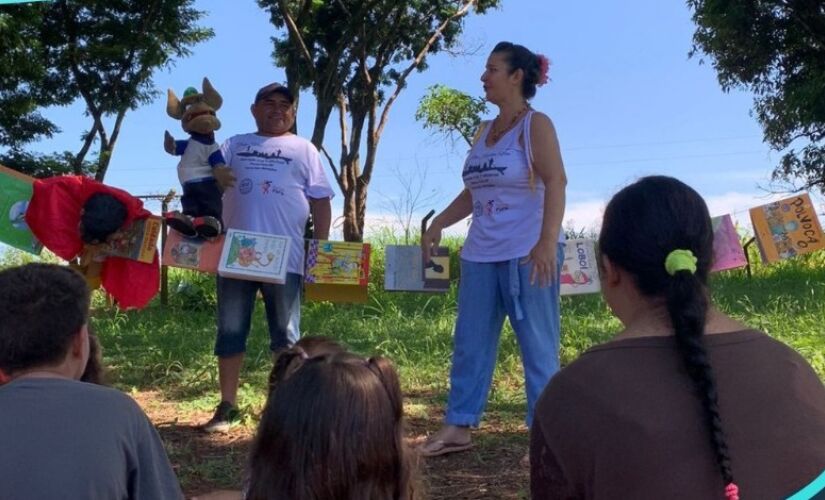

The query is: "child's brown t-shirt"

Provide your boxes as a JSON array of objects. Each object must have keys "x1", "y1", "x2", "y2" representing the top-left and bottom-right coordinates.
[{"x1": 530, "y1": 330, "x2": 825, "y2": 499}]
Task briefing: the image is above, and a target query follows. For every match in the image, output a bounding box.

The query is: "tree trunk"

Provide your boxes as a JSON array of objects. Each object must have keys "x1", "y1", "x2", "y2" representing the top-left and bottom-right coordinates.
[
  {"x1": 342, "y1": 182, "x2": 361, "y2": 242},
  {"x1": 93, "y1": 108, "x2": 126, "y2": 182},
  {"x1": 355, "y1": 176, "x2": 368, "y2": 239},
  {"x1": 94, "y1": 146, "x2": 112, "y2": 182},
  {"x1": 73, "y1": 124, "x2": 98, "y2": 175},
  {"x1": 340, "y1": 171, "x2": 369, "y2": 242},
  {"x1": 310, "y1": 98, "x2": 334, "y2": 149}
]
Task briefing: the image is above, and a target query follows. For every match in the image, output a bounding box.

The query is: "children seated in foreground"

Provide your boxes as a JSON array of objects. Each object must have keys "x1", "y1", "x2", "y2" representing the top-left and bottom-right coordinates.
[
  {"x1": 530, "y1": 176, "x2": 825, "y2": 499},
  {"x1": 195, "y1": 339, "x2": 418, "y2": 500}
]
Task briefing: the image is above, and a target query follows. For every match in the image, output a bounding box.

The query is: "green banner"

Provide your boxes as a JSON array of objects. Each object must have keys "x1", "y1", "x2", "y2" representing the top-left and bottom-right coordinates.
[{"x1": 0, "y1": 167, "x2": 42, "y2": 255}]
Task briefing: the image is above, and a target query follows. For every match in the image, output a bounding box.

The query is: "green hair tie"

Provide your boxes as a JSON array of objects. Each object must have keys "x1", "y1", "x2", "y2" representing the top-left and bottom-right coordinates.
[{"x1": 665, "y1": 249, "x2": 697, "y2": 276}]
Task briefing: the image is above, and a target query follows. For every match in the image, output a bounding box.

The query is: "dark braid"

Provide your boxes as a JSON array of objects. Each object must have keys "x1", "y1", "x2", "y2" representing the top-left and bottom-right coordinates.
[
  {"x1": 667, "y1": 271, "x2": 734, "y2": 485},
  {"x1": 599, "y1": 176, "x2": 737, "y2": 496}
]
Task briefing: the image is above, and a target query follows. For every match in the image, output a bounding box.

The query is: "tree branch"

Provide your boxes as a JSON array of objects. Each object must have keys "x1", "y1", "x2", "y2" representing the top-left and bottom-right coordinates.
[
  {"x1": 363, "y1": 86, "x2": 378, "y2": 184},
  {"x1": 95, "y1": 107, "x2": 128, "y2": 181},
  {"x1": 74, "y1": 122, "x2": 100, "y2": 175},
  {"x1": 63, "y1": 0, "x2": 162, "y2": 180},
  {"x1": 316, "y1": 0, "x2": 382, "y2": 99},
  {"x1": 375, "y1": 0, "x2": 477, "y2": 141},
  {"x1": 777, "y1": 0, "x2": 825, "y2": 50},
  {"x1": 62, "y1": 3, "x2": 108, "y2": 174},
  {"x1": 319, "y1": 144, "x2": 341, "y2": 183},
  {"x1": 337, "y1": 92, "x2": 349, "y2": 193},
  {"x1": 337, "y1": 91, "x2": 349, "y2": 163},
  {"x1": 277, "y1": 0, "x2": 316, "y2": 79}
]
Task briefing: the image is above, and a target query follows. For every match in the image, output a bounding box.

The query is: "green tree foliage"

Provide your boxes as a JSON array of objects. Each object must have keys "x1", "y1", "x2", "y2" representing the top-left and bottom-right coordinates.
[
  {"x1": 0, "y1": 7, "x2": 67, "y2": 149},
  {"x1": 687, "y1": 0, "x2": 825, "y2": 193},
  {"x1": 257, "y1": 0, "x2": 501, "y2": 241},
  {"x1": 416, "y1": 84, "x2": 487, "y2": 146},
  {"x1": 0, "y1": 0, "x2": 212, "y2": 180},
  {"x1": 0, "y1": 149, "x2": 94, "y2": 178}
]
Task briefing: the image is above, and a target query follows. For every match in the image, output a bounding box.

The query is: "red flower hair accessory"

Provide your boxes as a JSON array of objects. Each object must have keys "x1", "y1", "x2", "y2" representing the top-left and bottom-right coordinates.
[{"x1": 536, "y1": 54, "x2": 550, "y2": 86}]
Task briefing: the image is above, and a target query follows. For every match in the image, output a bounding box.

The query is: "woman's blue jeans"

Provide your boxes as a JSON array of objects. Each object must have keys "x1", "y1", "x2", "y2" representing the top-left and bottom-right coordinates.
[{"x1": 445, "y1": 243, "x2": 563, "y2": 428}]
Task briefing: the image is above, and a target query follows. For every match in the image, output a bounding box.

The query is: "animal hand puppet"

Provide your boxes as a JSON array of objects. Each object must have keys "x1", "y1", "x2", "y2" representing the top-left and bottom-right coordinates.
[
  {"x1": 24, "y1": 175, "x2": 160, "y2": 309},
  {"x1": 164, "y1": 77, "x2": 236, "y2": 239}
]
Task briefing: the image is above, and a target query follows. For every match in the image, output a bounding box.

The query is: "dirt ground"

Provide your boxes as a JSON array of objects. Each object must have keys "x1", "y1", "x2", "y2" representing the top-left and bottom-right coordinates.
[{"x1": 134, "y1": 391, "x2": 531, "y2": 499}]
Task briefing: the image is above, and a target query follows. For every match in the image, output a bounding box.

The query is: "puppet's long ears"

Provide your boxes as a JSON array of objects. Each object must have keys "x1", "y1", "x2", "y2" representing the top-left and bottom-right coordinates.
[
  {"x1": 202, "y1": 78, "x2": 223, "y2": 111},
  {"x1": 167, "y1": 89, "x2": 184, "y2": 120}
]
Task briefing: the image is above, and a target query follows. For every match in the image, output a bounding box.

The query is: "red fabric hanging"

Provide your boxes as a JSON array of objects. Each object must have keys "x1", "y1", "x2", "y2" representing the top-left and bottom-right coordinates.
[{"x1": 25, "y1": 176, "x2": 160, "y2": 309}]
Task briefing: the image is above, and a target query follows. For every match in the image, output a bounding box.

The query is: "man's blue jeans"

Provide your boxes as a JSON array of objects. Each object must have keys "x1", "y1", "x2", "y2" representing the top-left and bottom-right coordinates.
[
  {"x1": 445, "y1": 244, "x2": 564, "y2": 428},
  {"x1": 214, "y1": 273, "x2": 302, "y2": 357}
]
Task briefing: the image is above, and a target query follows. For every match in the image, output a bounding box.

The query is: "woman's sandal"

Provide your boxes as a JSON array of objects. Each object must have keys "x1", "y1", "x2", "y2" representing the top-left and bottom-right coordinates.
[{"x1": 417, "y1": 438, "x2": 474, "y2": 457}]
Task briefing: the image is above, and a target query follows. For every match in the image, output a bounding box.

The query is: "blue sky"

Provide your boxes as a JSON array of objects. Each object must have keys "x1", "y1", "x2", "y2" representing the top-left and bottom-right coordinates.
[{"x1": 19, "y1": 0, "x2": 822, "y2": 238}]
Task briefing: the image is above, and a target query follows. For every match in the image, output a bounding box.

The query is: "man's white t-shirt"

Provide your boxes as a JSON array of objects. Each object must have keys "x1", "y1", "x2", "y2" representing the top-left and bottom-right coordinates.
[{"x1": 221, "y1": 133, "x2": 334, "y2": 275}]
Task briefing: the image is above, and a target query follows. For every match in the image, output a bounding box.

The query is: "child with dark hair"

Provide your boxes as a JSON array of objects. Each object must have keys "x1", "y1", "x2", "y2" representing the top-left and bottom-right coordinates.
[
  {"x1": 80, "y1": 327, "x2": 106, "y2": 385},
  {"x1": 249, "y1": 351, "x2": 417, "y2": 500},
  {"x1": 0, "y1": 263, "x2": 182, "y2": 499},
  {"x1": 195, "y1": 344, "x2": 418, "y2": 500},
  {"x1": 266, "y1": 335, "x2": 345, "y2": 395},
  {"x1": 529, "y1": 176, "x2": 825, "y2": 499}
]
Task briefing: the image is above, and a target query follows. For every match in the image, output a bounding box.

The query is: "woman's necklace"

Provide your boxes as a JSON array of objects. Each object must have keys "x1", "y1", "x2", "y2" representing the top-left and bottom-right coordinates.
[{"x1": 488, "y1": 105, "x2": 529, "y2": 144}]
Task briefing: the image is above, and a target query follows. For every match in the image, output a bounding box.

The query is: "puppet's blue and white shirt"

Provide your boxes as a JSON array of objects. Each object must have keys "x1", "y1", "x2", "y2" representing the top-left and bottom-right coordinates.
[{"x1": 175, "y1": 133, "x2": 224, "y2": 184}]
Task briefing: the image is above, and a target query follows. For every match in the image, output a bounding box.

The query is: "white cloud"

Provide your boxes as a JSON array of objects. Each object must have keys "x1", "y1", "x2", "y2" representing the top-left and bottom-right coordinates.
[
  {"x1": 341, "y1": 190, "x2": 823, "y2": 242},
  {"x1": 563, "y1": 199, "x2": 607, "y2": 233}
]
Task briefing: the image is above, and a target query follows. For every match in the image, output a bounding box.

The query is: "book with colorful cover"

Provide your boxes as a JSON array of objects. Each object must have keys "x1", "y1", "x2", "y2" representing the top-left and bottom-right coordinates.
[
  {"x1": 304, "y1": 240, "x2": 370, "y2": 285},
  {"x1": 162, "y1": 230, "x2": 224, "y2": 273},
  {"x1": 710, "y1": 214, "x2": 747, "y2": 272},
  {"x1": 98, "y1": 216, "x2": 161, "y2": 264},
  {"x1": 749, "y1": 193, "x2": 825, "y2": 263},
  {"x1": 560, "y1": 239, "x2": 601, "y2": 296},
  {"x1": 218, "y1": 229, "x2": 290, "y2": 284},
  {"x1": 304, "y1": 240, "x2": 370, "y2": 303},
  {"x1": 384, "y1": 245, "x2": 450, "y2": 293},
  {"x1": 0, "y1": 165, "x2": 42, "y2": 255}
]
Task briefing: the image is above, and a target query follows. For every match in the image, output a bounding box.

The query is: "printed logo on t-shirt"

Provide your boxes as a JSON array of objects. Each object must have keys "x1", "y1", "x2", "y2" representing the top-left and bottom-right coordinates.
[
  {"x1": 463, "y1": 157, "x2": 507, "y2": 178},
  {"x1": 239, "y1": 178, "x2": 253, "y2": 194},
  {"x1": 472, "y1": 199, "x2": 510, "y2": 218},
  {"x1": 484, "y1": 199, "x2": 509, "y2": 216},
  {"x1": 463, "y1": 151, "x2": 520, "y2": 190},
  {"x1": 260, "y1": 180, "x2": 285, "y2": 196},
  {"x1": 236, "y1": 147, "x2": 293, "y2": 165}
]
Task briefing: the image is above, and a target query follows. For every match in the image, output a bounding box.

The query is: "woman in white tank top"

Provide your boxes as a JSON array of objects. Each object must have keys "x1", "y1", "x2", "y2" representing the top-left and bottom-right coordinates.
[{"x1": 419, "y1": 42, "x2": 568, "y2": 460}]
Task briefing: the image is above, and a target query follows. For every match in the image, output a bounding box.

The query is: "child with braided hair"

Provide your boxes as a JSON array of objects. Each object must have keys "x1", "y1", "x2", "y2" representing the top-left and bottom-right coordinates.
[{"x1": 530, "y1": 176, "x2": 825, "y2": 499}]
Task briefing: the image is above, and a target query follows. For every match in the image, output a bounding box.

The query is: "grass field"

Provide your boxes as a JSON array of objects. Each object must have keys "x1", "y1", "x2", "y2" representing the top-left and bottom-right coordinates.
[{"x1": 3, "y1": 242, "x2": 824, "y2": 498}]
